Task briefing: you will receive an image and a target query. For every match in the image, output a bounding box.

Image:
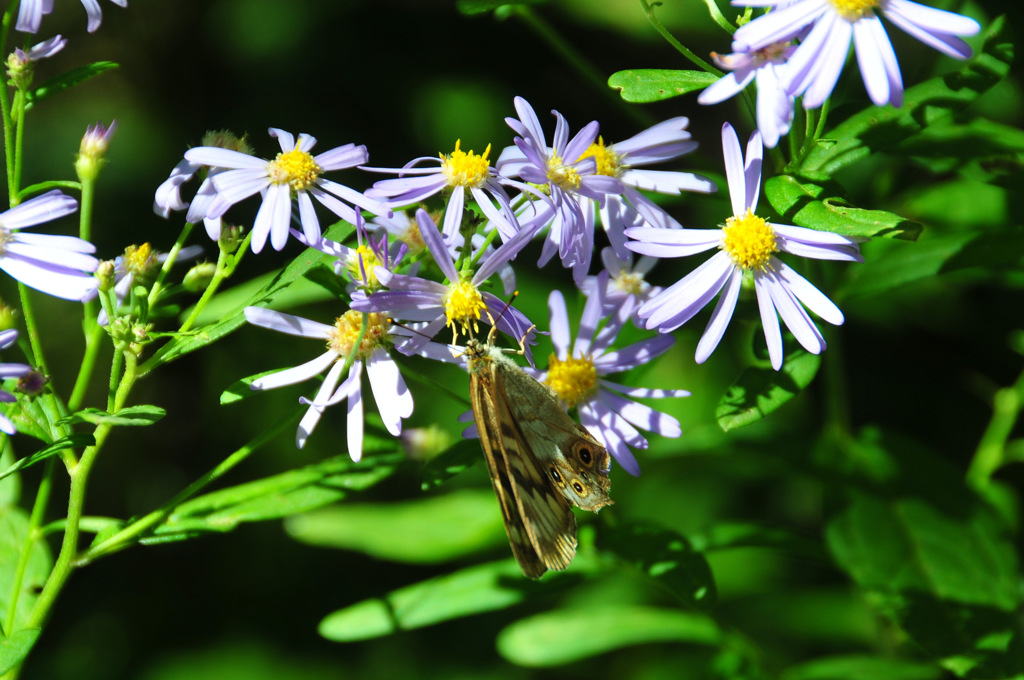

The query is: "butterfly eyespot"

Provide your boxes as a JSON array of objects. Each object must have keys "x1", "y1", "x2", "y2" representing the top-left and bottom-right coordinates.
[
  {"x1": 578, "y1": 447, "x2": 592, "y2": 465},
  {"x1": 572, "y1": 481, "x2": 586, "y2": 495},
  {"x1": 549, "y1": 467, "x2": 563, "y2": 483}
]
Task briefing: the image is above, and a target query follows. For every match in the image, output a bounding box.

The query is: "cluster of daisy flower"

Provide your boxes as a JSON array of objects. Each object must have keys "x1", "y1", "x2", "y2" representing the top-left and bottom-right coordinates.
[{"x1": 153, "y1": 90, "x2": 868, "y2": 474}]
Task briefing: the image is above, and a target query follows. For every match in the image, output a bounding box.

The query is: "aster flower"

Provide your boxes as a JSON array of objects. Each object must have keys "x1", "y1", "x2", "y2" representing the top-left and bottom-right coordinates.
[
  {"x1": 351, "y1": 208, "x2": 537, "y2": 358},
  {"x1": 577, "y1": 118, "x2": 716, "y2": 259},
  {"x1": 627, "y1": 123, "x2": 863, "y2": 369},
  {"x1": 16, "y1": 0, "x2": 127, "y2": 34},
  {"x1": 87, "y1": 243, "x2": 204, "y2": 325},
  {"x1": 6, "y1": 34, "x2": 66, "y2": 89},
  {"x1": 733, "y1": 0, "x2": 981, "y2": 109},
  {"x1": 581, "y1": 247, "x2": 661, "y2": 326},
  {"x1": 0, "y1": 330, "x2": 32, "y2": 435},
  {"x1": 183, "y1": 128, "x2": 388, "y2": 253},
  {"x1": 362, "y1": 140, "x2": 529, "y2": 242},
  {"x1": 296, "y1": 212, "x2": 407, "y2": 292},
  {"x1": 698, "y1": 41, "x2": 797, "y2": 148},
  {"x1": 0, "y1": 190, "x2": 98, "y2": 300},
  {"x1": 496, "y1": 96, "x2": 623, "y2": 283},
  {"x1": 153, "y1": 159, "x2": 225, "y2": 241},
  {"x1": 244, "y1": 307, "x2": 413, "y2": 459},
  {"x1": 528, "y1": 280, "x2": 687, "y2": 476}
]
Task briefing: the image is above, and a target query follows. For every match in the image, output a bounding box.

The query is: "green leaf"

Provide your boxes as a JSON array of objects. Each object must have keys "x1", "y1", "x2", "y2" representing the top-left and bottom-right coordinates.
[
  {"x1": 27, "y1": 61, "x2": 118, "y2": 106},
  {"x1": 607, "y1": 69, "x2": 718, "y2": 103},
  {"x1": 146, "y1": 452, "x2": 405, "y2": 543},
  {"x1": 286, "y1": 489, "x2": 506, "y2": 564},
  {"x1": 601, "y1": 521, "x2": 717, "y2": 610},
  {"x1": 836, "y1": 232, "x2": 976, "y2": 300},
  {"x1": 780, "y1": 655, "x2": 943, "y2": 680},
  {"x1": 455, "y1": 0, "x2": 545, "y2": 14},
  {"x1": 302, "y1": 262, "x2": 349, "y2": 299},
  {"x1": 219, "y1": 370, "x2": 284, "y2": 405},
  {"x1": 59, "y1": 405, "x2": 166, "y2": 427},
  {"x1": 420, "y1": 439, "x2": 480, "y2": 490},
  {"x1": 0, "y1": 433, "x2": 95, "y2": 482},
  {"x1": 319, "y1": 558, "x2": 573, "y2": 641},
  {"x1": 0, "y1": 629, "x2": 40, "y2": 675},
  {"x1": 716, "y1": 350, "x2": 821, "y2": 431},
  {"x1": 0, "y1": 506, "x2": 53, "y2": 632},
  {"x1": 799, "y1": 17, "x2": 1012, "y2": 176},
  {"x1": 765, "y1": 175, "x2": 921, "y2": 240},
  {"x1": 496, "y1": 605, "x2": 721, "y2": 666}
]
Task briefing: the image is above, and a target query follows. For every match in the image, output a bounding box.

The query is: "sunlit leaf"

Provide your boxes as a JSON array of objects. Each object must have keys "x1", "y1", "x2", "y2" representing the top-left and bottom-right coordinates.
[
  {"x1": 716, "y1": 350, "x2": 821, "y2": 431},
  {"x1": 780, "y1": 654, "x2": 942, "y2": 680},
  {"x1": 836, "y1": 232, "x2": 976, "y2": 299},
  {"x1": 800, "y1": 17, "x2": 1011, "y2": 176},
  {"x1": 59, "y1": 405, "x2": 165, "y2": 427},
  {"x1": 497, "y1": 605, "x2": 721, "y2": 666},
  {"x1": 608, "y1": 69, "x2": 718, "y2": 103},
  {"x1": 286, "y1": 489, "x2": 506, "y2": 563},
  {"x1": 0, "y1": 506, "x2": 53, "y2": 632},
  {"x1": 0, "y1": 629, "x2": 40, "y2": 675},
  {"x1": 420, "y1": 439, "x2": 480, "y2": 490},
  {"x1": 765, "y1": 175, "x2": 921, "y2": 240},
  {"x1": 319, "y1": 559, "x2": 574, "y2": 641},
  {"x1": 219, "y1": 370, "x2": 289, "y2": 405},
  {"x1": 601, "y1": 521, "x2": 717, "y2": 610}
]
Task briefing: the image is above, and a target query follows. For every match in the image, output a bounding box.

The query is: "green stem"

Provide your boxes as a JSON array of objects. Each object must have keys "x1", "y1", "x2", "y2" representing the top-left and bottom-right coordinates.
[
  {"x1": 511, "y1": 6, "x2": 652, "y2": 127},
  {"x1": 11, "y1": 89, "x2": 25, "y2": 201},
  {"x1": 17, "y1": 282, "x2": 48, "y2": 376},
  {"x1": 148, "y1": 221, "x2": 195, "y2": 310},
  {"x1": 78, "y1": 174, "x2": 95, "y2": 244},
  {"x1": 966, "y1": 363, "x2": 1024, "y2": 490},
  {"x1": 0, "y1": 6, "x2": 14, "y2": 204},
  {"x1": 699, "y1": 0, "x2": 739, "y2": 34},
  {"x1": 639, "y1": 0, "x2": 722, "y2": 76},
  {"x1": 175, "y1": 232, "x2": 249, "y2": 337},
  {"x1": 77, "y1": 406, "x2": 302, "y2": 565},
  {"x1": 26, "y1": 350, "x2": 137, "y2": 629},
  {"x1": 68, "y1": 323, "x2": 105, "y2": 413}
]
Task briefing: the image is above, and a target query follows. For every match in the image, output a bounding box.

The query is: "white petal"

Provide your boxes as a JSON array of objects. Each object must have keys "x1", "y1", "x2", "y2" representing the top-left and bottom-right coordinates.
[
  {"x1": 695, "y1": 267, "x2": 742, "y2": 363},
  {"x1": 251, "y1": 351, "x2": 337, "y2": 391},
  {"x1": 243, "y1": 307, "x2": 332, "y2": 337}
]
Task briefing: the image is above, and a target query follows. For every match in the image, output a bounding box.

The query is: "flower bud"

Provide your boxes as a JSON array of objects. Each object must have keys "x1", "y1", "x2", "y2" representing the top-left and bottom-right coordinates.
[
  {"x1": 183, "y1": 262, "x2": 216, "y2": 292},
  {"x1": 75, "y1": 120, "x2": 117, "y2": 182},
  {"x1": 96, "y1": 260, "x2": 117, "y2": 292}
]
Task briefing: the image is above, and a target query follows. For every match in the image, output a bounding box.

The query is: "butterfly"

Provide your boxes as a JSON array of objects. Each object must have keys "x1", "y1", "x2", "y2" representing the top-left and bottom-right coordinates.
[{"x1": 464, "y1": 333, "x2": 613, "y2": 579}]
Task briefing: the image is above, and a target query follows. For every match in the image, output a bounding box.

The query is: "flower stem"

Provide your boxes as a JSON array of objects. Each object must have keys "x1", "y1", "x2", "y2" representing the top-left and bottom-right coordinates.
[
  {"x1": 177, "y1": 232, "x2": 249, "y2": 335},
  {"x1": 148, "y1": 221, "x2": 195, "y2": 310},
  {"x1": 3, "y1": 456, "x2": 56, "y2": 635},
  {"x1": 639, "y1": 0, "x2": 722, "y2": 76},
  {"x1": 0, "y1": 6, "x2": 14, "y2": 204},
  {"x1": 966, "y1": 359, "x2": 1024, "y2": 490}
]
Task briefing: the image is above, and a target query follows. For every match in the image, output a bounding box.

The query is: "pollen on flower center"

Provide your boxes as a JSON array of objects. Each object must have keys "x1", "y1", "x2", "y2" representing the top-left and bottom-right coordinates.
[
  {"x1": 545, "y1": 353, "x2": 597, "y2": 407},
  {"x1": 722, "y1": 210, "x2": 778, "y2": 271},
  {"x1": 329, "y1": 310, "x2": 390, "y2": 359},
  {"x1": 441, "y1": 140, "x2": 492, "y2": 188},
  {"x1": 346, "y1": 244, "x2": 381, "y2": 287},
  {"x1": 444, "y1": 279, "x2": 486, "y2": 333},
  {"x1": 124, "y1": 243, "x2": 155, "y2": 276},
  {"x1": 616, "y1": 270, "x2": 646, "y2": 296},
  {"x1": 578, "y1": 137, "x2": 620, "y2": 177},
  {"x1": 267, "y1": 146, "x2": 322, "y2": 191},
  {"x1": 547, "y1": 153, "x2": 582, "y2": 191},
  {"x1": 0, "y1": 227, "x2": 13, "y2": 254},
  {"x1": 828, "y1": 0, "x2": 881, "y2": 20}
]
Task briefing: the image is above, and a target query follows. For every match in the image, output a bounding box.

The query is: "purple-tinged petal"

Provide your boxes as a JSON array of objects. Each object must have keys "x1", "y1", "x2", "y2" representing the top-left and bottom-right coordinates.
[
  {"x1": 244, "y1": 307, "x2": 332, "y2": 338},
  {"x1": 774, "y1": 261, "x2": 844, "y2": 325},
  {"x1": 721, "y1": 123, "x2": 747, "y2": 217},
  {"x1": 547, "y1": 289, "x2": 571, "y2": 358},
  {"x1": 754, "y1": 273, "x2": 784, "y2": 370},
  {"x1": 252, "y1": 351, "x2": 337, "y2": 391},
  {"x1": 695, "y1": 267, "x2": 742, "y2": 364}
]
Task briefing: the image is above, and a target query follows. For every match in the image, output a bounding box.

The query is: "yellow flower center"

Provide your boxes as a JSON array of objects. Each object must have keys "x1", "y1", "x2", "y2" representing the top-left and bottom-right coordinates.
[
  {"x1": 828, "y1": 0, "x2": 880, "y2": 20},
  {"x1": 346, "y1": 244, "x2": 382, "y2": 287},
  {"x1": 267, "y1": 145, "x2": 322, "y2": 191},
  {"x1": 328, "y1": 310, "x2": 390, "y2": 360},
  {"x1": 545, "y1": 353, "x2": 597, "y2": 407},
  {"x1": 721, "y1": 210, "x2": 778, "y2": 271},
  {"x1": 578, "y1": 137, "x2": 620, "y2": 177},
  {"x1": 441, "y1": 140, "x2": 492, "y2": 188},
  {"x1": 444, "y1": 279, "x2": 487, "y2": 335},
  {"x1": 124, "y1": 243, "x2": 155, "y2": 277},
  {"x1": 615, "y1": 269, "x2": 646, "y2": 296},
  {"x1": 546, "y1": 153, "x2": 582, "y2": 191}
]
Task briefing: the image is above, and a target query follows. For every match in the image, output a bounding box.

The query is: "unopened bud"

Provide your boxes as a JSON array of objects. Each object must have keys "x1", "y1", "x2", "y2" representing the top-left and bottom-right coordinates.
[
  {"x1": 75, "y1": 120, "x2": 117, "y2": 181},
  {"x1": 183, "y1": 262, "x2": 216, "y2": 292}
]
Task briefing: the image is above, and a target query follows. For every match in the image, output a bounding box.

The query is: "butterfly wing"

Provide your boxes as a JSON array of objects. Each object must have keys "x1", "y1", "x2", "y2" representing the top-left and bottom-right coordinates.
[{"x1": 470, "y1": 363, "x2": 552, "y2": 579}]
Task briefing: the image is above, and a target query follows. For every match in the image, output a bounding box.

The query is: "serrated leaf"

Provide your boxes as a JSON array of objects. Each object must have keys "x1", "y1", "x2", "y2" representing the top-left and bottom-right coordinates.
[
  {"x1": 765, "y1": 175, "x2": 921, "y2": 240},
  {"x1": 59, "y1": 405, "x2": 165, "y2": 427},
  {"x1": 496, "y1": 605, "x2": 721, "y2": 666},
  {"x1": 716, "y1": 350, "x2": 821, "y2": 431},
  {"x1": 319, "y1": 559, "x2": 572, "y2": 641},
  {"x1": 27, "y1": 61, "x2": 118, "y2": 106},
  {"x1": 0, "y1": 629, "x2": 40, "y2": 675},
  {"x1": 780, "y1": 655, "x2": 942, "y2": 680},
  {"x1": 608, "y1": 69, "x2": 718, "y2": 103},
  {"x1": 601, "y1": 521, "x2": 716, "y2": 610},
  {"x1": 420, "y1": 439, "x2": 480, "y2": 490},
  {"x1": 286, "y1": 489, "x2": 505, "y2": 563},
  {"x1": 0, "y1": 433, "x2": 95, "y2": 482},
  {"x1": 0, "y1": 506, "x2": 53, "y2": 632},
  {"x1": 455, "y1": 0, "x2": 545, "y2": 14},
  {"x1": 800, "y1": 17, "x2": 1011, "y2": 176}
]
